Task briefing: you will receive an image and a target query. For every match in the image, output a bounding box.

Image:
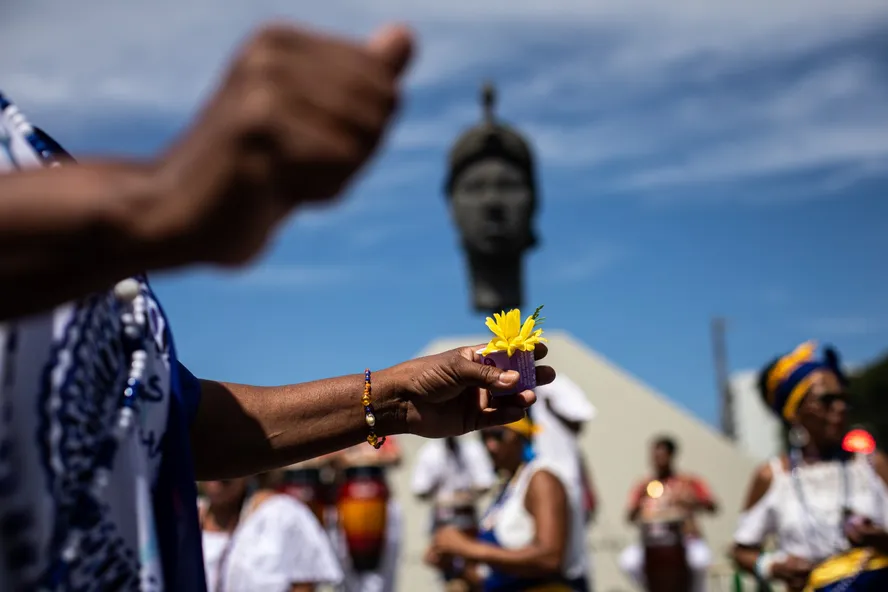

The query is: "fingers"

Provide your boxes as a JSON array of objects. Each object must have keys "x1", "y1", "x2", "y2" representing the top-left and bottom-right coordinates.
[
  {"x1": 477, "y1": 406, "x2": 528, "y2": 430},
  {"x1": 533, "y1": 343, "x2": 549, "y2": 361},
  {"x1": 477, "y1": 391, "x2": 538, "y2": 430},
  {"x1": 536, "y1": 365, "x2": 556, "y2": 386},
  {"x1": 367, "y1": 24, "x2": 415, "y2": 77}
]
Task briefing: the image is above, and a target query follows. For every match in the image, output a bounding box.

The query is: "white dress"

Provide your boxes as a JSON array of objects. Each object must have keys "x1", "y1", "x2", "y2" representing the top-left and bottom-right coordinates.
[
  {"x1": 734, "y1": 454, "x2": 888, "y2": 562},
  {"x1": 202, "y1": 494, "x2": 343, "y2": 592}
]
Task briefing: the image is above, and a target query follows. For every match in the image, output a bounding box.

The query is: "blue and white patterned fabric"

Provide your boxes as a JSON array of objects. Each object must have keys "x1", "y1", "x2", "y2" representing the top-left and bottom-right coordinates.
[{"x1": 0, "y1": 91, "x2": 207, "y2": 591}]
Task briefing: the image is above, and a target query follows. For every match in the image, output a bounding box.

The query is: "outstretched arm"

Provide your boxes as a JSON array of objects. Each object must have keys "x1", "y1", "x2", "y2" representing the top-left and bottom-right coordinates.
[
  {"x1": 190, "y1": 372, "x2": 406, "y2": 480},
  {"x1": 189, "y1": 345, "x2": 548, "y2": 480}
]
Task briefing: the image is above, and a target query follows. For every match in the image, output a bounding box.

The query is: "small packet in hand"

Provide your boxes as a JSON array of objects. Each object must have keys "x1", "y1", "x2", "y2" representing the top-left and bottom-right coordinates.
[{"x1": 478, "y1": 305, "x2": 547, "y2": 397}]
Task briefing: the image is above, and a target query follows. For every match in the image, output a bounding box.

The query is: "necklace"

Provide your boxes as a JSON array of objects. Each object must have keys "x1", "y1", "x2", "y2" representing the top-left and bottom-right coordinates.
[
  {"x1": 40, "y1": 279, "x2": 150, "y2": 589},
  {"x1": 7, "y1": 98, "x2": 155, "y2": 590},
  {"x1": 789, "y1": 450, "x2": 870, "y2": 592}
]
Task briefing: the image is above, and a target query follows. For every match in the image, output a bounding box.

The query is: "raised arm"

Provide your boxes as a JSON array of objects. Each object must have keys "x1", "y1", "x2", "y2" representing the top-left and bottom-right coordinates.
[
  {"x1": 732, "y1": 463, "x2": 774, "y2": 573},
  {"x1": 1, "y1": 22, "x2": 415, "y2": 320},
  {"x1": 0, "y1": 162, "x2": 179, "y2": 318}
]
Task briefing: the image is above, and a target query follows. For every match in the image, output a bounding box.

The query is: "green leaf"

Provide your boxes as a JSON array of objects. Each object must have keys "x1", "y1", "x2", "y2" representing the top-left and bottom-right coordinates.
[{"x1": 530, "y1": 305, "x2": 545, "y2": 324}]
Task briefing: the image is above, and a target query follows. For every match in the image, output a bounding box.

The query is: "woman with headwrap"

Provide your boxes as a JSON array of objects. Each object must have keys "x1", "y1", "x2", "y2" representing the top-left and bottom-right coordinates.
[
  {"x1": 429, "y1": 412, "x2": 589, "y2": 591},
  {"x1": 732, "y1": 342, "x2": 888, "y2": 592}
]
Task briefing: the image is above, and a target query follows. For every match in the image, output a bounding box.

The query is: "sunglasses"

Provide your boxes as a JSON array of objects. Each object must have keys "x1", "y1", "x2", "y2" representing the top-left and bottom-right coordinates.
[{"x1": 813, "y1": 392, "x2": 852, "y2": 410}]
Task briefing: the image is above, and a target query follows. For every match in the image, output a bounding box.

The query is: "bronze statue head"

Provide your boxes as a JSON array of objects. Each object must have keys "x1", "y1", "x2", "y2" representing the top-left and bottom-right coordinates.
[{"x1": 445, "y1": 82, "x2": 539, "y2": 313}]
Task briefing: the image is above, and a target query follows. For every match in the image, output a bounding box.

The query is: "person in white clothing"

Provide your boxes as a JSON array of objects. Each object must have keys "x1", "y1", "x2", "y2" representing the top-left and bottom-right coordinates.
[
  {"x1": 430, "y1": 413, "x2": 590, "y2": 591},
  {"x1": 533, "y1": 375, "x2": 598, "y2": 523},
  {"x1": 412, "y1": 437, "x2": 497, "y2": 505},
  {"x1": 413, "y1": 437, "x2": 497, "y2": 589},
  {"x1": 200, "y1": 476, "x2": 343, "y2": 592},
  {"x1": 732, "y1": 342, "x2": 888, "y2": 591}
]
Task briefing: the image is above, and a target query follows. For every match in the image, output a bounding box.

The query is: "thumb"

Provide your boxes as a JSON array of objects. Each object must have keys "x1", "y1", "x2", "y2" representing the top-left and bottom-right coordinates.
[
  {"x1": 367, "y1": 24, "x2": 415, "y2": 78},
  {"x1": 455, "y1": 356, "x2": 520, "y2": 390}
]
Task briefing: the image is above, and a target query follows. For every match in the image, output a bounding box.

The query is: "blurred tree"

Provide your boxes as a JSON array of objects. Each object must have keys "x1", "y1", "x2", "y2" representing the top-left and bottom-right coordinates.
[{"x1": 849, "y1": 351, "x2": 888, "y2": 449}]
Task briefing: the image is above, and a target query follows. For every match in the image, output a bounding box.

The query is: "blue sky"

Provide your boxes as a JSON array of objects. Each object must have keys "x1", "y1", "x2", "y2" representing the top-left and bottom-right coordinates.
[{"x1": 3, "y1": 1, "x2": 887, "y2": 427}]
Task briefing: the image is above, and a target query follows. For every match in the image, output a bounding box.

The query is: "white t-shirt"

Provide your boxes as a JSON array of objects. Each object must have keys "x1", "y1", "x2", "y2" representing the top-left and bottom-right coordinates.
[
  {"x1": 532, "y1": 374, "x2": 596, "y2": 490},
  {"x1": 411, "y1": 438, "x2": 496, "y2": 503},
  {"x1": 0, "y1": 92, "x2": 205, "y2": 591},
  {"x1": 202, "y1": 494, "x2": 343, "y2": 592}
]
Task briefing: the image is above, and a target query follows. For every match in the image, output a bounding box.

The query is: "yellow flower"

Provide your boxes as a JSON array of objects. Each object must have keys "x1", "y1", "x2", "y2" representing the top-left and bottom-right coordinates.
[{"x1": 481, "y1": 308, "x2": 547, "y2": 356}]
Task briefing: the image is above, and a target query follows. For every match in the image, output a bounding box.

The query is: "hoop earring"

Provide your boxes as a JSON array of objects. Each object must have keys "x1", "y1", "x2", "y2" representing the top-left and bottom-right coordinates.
[{"x1": 789, "y1": 424, "x2": 810, "y2": 449}]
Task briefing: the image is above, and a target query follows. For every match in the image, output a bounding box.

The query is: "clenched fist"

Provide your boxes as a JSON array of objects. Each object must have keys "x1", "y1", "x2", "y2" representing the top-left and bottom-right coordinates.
[{"x1": 150, "y1": 23, "x2": 414, "y2": 266}]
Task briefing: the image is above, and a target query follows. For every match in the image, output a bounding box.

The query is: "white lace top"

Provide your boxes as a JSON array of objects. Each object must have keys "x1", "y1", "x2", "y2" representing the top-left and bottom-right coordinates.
[{"x1": 734, "y1": 454, "x2": 888, "y2": 562}]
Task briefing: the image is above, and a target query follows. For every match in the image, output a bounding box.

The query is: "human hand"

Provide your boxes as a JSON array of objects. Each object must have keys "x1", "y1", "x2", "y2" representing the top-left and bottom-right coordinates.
[
  {"x1": 384, "y1": 343, "x2": 554, "y2": 438},
  {"x1": 433, "y1": 526, "x2": 475, "y2": 556},
  {"x1": 771, "y1": 555, "x2": 814, "y2": 589},
  {"x1": 424, "y1": 546, "x2": 444, "y2": 569},
  {"x1": 846, "y1": 515, "x2": 888, "y2": 550},
  {"x1": 153, "y1": 22, "x2": 414, "y2": 266}
]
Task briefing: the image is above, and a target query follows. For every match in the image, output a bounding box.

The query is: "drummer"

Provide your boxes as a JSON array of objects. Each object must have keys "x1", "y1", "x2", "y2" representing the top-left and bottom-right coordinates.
[
  {"x1": 619, "y1": 435, "x2": 718, "y2": 592},
  {"x1": 412, "y1": 436, "x2": 497, "y2": 589}
]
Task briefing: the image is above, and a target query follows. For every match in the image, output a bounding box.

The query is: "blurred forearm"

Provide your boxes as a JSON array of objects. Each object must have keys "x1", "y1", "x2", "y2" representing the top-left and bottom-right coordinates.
[{"x1": 0, "y1": 162, "x2": 183, "y2": 318}]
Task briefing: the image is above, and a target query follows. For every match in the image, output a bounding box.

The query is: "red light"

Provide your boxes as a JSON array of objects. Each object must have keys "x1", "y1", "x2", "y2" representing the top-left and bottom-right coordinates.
[{"x1": 843, "y1": 429, "x2": 876, "y2": 454}]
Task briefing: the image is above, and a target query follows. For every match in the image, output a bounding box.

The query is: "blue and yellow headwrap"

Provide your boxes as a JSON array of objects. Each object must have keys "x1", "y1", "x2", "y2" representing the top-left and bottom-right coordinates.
[
  {"x1": 503, "y1": 412, "x2": 541, "y2": 463},
  {"x1": 761, "y1": 341, "x2": 847, "y2": 422}
]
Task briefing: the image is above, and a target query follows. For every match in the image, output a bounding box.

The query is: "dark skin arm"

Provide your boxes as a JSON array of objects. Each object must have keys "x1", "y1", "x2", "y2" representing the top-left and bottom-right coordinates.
[
  {"x1": 732, "y1": 463, "x2": 773, "y2": 575},
  {"x1": 190, "y1": 345, "x2": 551, "y2": 480},
  {"x1": 626, "y1": 484, "x2": 645, "y2": 524},
  {"x1": 433, "y1": 470, "x2": 569, "y2": 577},
  {"x1": 190, "y1": 373, "x2": 405, "y2": 480},
  {"x1": 732, "y1": 460, "x2": 813, "y2": 590},
  {"x1": 846, "y1": 450, "x2": 888, "y2": 553},
  {"x1": 0, "y1": 163, "x2": 188, "y2": 320}
]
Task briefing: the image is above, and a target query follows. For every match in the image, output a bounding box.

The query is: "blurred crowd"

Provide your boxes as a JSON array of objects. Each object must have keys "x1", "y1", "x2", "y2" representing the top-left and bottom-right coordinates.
[{"x1": 199, "y1": 343, "x2": 888, "y2": 592}]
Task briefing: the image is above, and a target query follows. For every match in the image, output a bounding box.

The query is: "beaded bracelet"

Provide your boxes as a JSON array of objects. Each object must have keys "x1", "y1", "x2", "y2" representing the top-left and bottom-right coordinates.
[{"x1": 362, "y1": 369, "x2": 386, "y2": 449}]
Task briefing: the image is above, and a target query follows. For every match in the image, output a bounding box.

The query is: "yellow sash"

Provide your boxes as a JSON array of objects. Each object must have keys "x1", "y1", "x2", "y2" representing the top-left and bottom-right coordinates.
[
  {"x1": 804, "y1": 548, "x2": 888, "y2": 591},
  {"x1": 525, "y1": 585, "x2": 573, "y2": 592}
]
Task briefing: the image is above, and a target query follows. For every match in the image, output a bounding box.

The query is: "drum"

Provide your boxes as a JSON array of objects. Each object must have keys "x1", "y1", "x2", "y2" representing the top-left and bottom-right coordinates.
[
  {"x1": 337, "y1": 465, "x2": 390, "y2": 572},
  {"x1": 641, "y1": 516, "x2": 690, "y2": 592},
  {"x1": 277, "y1": 467, "x2": 326, "y2": 526},
  {"x1": 434, "y1": 495, "x2": 479, "y2": 581}
]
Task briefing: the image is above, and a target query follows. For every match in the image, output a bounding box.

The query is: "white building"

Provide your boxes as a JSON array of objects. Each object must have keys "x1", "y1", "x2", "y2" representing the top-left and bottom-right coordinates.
[{"x1": 728, "y1": 370, "x2": 783, "y2": 461}]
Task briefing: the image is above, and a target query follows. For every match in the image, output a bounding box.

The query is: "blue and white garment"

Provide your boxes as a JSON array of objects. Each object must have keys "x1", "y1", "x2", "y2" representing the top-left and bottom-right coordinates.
[
  {"x1": 0, "y1": 91, "x2": 207, "y2": 591},
  {"x1": 476, "y1": 459, "x2": 589, "y2": 592}
]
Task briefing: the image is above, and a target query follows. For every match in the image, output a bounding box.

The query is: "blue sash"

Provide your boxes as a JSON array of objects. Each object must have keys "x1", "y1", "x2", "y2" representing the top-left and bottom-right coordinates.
[{"x1": 477, "y1": 478, "x2": 588, "y2": 592}]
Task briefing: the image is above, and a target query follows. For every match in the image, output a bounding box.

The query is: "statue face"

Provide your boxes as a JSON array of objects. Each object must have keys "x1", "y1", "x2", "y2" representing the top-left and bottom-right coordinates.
[{"x1": 449, "y1": 158, "x2": 534, "y2": 256}]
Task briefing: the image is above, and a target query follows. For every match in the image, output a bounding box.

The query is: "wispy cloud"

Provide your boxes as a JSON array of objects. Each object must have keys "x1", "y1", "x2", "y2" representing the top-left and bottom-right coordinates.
[
  {"x1": 216, "y1": 263, "x2": 355, "y2": 289},
  {"x1": 546, "y1": 244, "x2": 627, "y2": 283},
  {"x1": 3, "y1": 0, "x2": 887, "y2": 206},
  {"x1": 802, "y1": 315, "x2": 886, "y2": 337}
]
